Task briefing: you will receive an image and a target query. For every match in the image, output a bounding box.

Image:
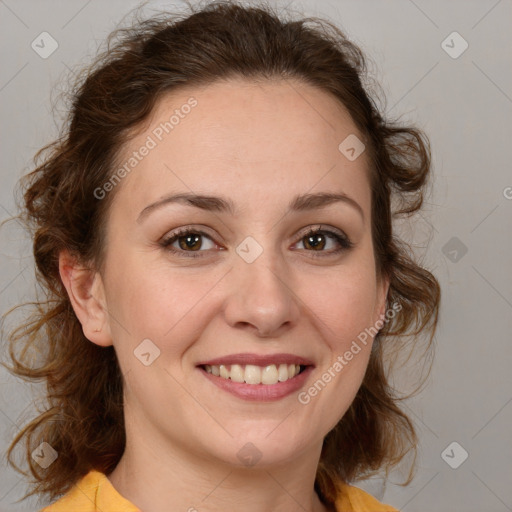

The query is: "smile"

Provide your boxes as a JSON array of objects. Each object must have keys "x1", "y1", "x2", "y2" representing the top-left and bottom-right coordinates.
[
  {"x1": 197, "y1": 353, "x2": 314, "y2": 401},
  {"x1": 202, "y1": 363, "x2": 305, "y2": 385}
]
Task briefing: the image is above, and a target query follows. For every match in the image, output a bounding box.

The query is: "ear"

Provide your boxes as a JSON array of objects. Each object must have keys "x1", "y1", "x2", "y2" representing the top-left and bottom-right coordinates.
[
  {"x1": 58, "y1": 249, "x2": 113, "y2": 347},
  {"x1": 373, "y1": 271, "x2": 391, "y2": 327}
]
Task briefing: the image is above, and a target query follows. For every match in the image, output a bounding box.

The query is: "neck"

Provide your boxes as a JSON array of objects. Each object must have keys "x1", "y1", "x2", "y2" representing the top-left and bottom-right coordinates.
[{"x1": 108, "y1": 426, "x2": 332, "y2": 512}]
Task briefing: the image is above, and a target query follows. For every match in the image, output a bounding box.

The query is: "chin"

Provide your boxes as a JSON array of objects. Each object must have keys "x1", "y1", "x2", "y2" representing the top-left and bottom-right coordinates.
[{"x1": 202, "y1": 426, "x2": 316, "y2": 470}]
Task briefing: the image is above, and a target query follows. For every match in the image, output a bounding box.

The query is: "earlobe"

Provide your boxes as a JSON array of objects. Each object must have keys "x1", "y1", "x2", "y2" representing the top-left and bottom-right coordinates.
[{"x1": 58, "y1": 249, "x2": 113, "y2": 347}]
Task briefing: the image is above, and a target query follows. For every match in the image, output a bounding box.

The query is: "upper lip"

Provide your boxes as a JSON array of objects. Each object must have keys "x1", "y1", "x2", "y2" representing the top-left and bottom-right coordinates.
[{"x1": 197, "y1": 353, "x2": 315, "y2": 367}]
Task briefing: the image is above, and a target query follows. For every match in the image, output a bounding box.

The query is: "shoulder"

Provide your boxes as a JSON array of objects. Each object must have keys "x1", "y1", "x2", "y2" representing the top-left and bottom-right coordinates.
[
  {"x1": 39, "y1": 470, "x2": 140, "y2": 512},
  {"x1": 335, "y1": 481, "x2": 399, "y2": 512}
]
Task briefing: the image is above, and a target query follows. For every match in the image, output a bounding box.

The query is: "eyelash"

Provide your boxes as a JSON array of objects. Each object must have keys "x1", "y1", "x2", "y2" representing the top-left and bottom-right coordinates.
[{"x1": 159, "y1": 226, "x2": 354, "y2": 259}]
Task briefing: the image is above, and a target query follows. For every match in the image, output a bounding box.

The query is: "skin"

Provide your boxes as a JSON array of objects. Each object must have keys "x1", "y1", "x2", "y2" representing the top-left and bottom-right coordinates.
[{"x1": 60, "y1": 77, "x2": 389, "y2": 512}]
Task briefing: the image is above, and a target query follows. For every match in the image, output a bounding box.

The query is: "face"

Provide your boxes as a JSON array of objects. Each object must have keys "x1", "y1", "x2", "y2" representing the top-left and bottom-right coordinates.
[{"x1": 78, "y1": 78, "x2": 388, "y2": 469}]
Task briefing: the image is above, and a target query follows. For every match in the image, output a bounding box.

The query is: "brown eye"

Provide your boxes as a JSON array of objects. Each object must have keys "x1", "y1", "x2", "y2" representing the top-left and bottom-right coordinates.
[
  {"x1": 296, "y1": 227, "x2": 353, "y2": 257},
  {"x1": 177, "y1": 233, "x2": 202, "y2": 251},
  {"x1": 160, "y1": 228, "x2": 217, "y2": 258},
  {"x1": 303, "y1": 232, "x2": 327, "y2": 251}
]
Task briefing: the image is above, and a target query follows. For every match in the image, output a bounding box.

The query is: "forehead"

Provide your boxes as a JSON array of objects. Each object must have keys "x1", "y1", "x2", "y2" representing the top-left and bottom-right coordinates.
[{"x1": 112, "y1": 77, "x2": 371, "y2": 217}]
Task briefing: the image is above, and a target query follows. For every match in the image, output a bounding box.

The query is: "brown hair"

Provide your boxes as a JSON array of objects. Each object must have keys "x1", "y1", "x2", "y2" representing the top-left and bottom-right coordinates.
[{"x1": 2, "y1": 0, "x2": 440, "y2": 507}]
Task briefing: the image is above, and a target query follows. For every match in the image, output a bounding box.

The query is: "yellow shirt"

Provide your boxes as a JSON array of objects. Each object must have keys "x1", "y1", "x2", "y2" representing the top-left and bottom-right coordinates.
[{"x1": 40, "y1": 470, "x2": 398, "y2": 512}]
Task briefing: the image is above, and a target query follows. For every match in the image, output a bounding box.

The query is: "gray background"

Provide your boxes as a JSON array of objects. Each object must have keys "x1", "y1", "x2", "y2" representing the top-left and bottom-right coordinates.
[{"x1": 1, "y1": 0, "x2": 511, "y2": 510}]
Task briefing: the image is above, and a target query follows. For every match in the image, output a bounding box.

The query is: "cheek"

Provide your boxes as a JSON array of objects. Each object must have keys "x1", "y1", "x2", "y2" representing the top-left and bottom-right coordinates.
[
  {"x1": 295, "y1": 272, "x2": 378, "y2": 437},
  {"x1": 104, "y1": 256, "x2": 224, "y2": 355},
  {"x1": 306, "y1": 267, "x2": 378, "y2": 350},
  {"x1": 304, "y1": 275, "x2": 378, "y2": 413}
]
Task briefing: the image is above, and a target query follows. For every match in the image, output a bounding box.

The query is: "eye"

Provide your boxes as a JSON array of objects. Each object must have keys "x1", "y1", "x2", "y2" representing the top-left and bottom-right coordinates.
[
  {"x1": 159, "y1": 225, "x2": 353, "y2": 259},
  {"x1": 294, "y1": 226, "x2": 353, "y2": 257},
  {"x1": 160, "y1": 228, "x2": 219, "y2": 258}
]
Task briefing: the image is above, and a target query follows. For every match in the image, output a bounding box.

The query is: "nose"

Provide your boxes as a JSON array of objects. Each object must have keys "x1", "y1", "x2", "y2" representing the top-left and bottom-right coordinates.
[{"x1": 223, "y1": 251, "x2": 301, "y2": 338}]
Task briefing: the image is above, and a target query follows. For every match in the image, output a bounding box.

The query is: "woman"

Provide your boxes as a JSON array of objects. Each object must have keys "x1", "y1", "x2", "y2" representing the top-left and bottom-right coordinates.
[{"x1": 4, "y1": 1, "x2": 440, "y2": 511}]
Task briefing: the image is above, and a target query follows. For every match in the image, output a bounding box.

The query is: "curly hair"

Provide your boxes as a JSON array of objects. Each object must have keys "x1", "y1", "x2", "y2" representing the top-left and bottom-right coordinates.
[{"x1": 2, "y1": 0, "x2": 440, "y2": 508}]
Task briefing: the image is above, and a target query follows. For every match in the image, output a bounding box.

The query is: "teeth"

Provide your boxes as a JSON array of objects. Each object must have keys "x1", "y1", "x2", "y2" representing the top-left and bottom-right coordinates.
[
  {"x1": 205, "y1": 363, "x2": 302, "y2": 385},
  {"x1": 230, "y1": 364, "x2": 245, "y2": 383},
  {"x1": 220, "y1": 365, "x2": 229, "y2": 379},
  {"x1": 278, "y1": 364, "x2": 289, "y2": 382},
  {"x1": 244, "y1": 364, "x2": 262, "y2": 385},
  {"x1": 261, "y1": 364, "x2": 278, "y2": 384}
]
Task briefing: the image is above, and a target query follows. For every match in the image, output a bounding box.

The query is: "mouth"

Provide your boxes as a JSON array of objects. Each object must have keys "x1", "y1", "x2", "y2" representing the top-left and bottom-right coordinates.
[
  {"x1": 200, "y1": 363, "x2": 307, "y2": 385},
  {"x1": 196, "y1": 354, "x2": 314, "y2": 401}
]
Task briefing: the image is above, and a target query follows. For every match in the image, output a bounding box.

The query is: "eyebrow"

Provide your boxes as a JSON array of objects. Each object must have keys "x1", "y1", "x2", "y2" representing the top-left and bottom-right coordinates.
[{"x1": 137, "y1": 191, "x2": 364, "y2": 222}]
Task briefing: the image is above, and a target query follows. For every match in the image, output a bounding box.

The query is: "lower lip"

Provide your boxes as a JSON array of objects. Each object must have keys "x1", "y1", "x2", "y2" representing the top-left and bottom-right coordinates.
[{"x1": 199, "y1": 366, "x2": 314, "y2": 401}]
